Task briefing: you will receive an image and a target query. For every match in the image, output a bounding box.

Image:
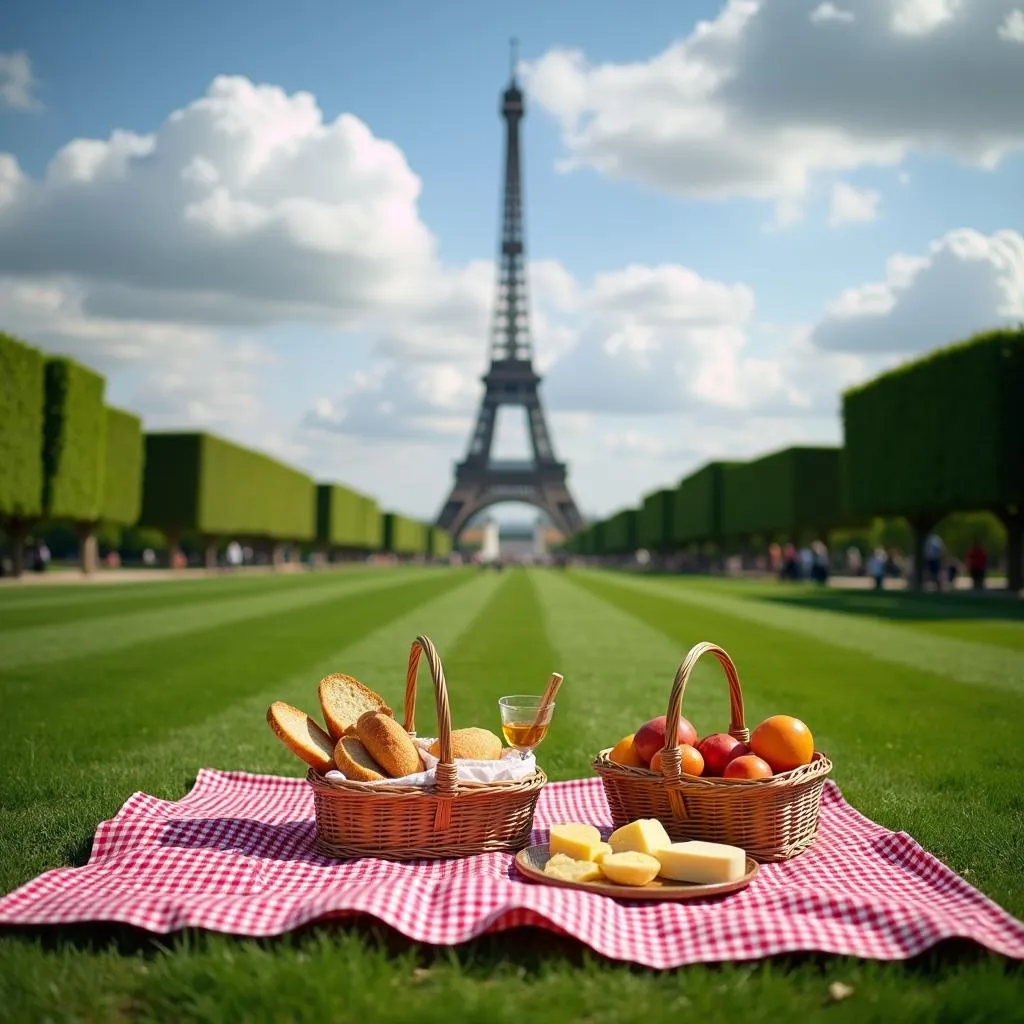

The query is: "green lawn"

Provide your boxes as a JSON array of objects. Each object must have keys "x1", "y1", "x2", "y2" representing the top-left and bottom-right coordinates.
[{"x1": 1, "y1": 566, "x2": 1022, "y2": 1022}]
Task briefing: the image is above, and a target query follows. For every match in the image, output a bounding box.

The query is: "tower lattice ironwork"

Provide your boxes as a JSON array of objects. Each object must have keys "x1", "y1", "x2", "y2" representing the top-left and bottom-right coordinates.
[{"x1": 435, "y1": 43, "x2": 584, "y2": 540}]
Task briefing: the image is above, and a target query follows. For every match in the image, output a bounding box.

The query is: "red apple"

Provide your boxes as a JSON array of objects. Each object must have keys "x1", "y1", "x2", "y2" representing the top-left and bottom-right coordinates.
[
  {"x1": 633, "y1": 715, "x2": 698, "y2": 765},
  {"x1": 697, "y1": 733, "x2": 751, "y2": 776}
]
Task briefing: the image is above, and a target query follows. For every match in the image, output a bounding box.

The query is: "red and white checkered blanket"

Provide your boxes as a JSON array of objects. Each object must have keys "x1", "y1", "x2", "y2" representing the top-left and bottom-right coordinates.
[{"x1": 1, "y1": 770, "x2": 1021, "y2": 968}]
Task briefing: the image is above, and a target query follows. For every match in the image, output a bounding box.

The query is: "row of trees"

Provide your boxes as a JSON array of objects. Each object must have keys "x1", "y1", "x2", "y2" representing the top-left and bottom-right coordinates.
[
  {"x1": 566, "y1": 327, "x2": 1024, "y2": 592},
  {"x1": 0, "y1": 333, "x2": 452, "y2": 576}
]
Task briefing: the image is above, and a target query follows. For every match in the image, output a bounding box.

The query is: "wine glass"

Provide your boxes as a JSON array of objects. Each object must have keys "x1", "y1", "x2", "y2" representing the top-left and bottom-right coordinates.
[{"x1": 498, "y1": 695, "x2": 555, "y2": 759}]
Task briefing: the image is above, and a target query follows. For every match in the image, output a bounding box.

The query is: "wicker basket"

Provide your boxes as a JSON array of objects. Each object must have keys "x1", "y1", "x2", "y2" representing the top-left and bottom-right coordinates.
[
  {"x1": 307, "y1": 634, "x2": 547, "y2": 860},
  {"x1": 592, "y1": 641, "x2": 832, "y2": 862}
]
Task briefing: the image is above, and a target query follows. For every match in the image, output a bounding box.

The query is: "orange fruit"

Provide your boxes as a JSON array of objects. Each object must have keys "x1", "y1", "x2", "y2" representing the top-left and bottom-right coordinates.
[
  {"x1": 650, "y1": 744, "x2": 704, "y2": 777},
  {"x1": 723, "y1": 754, "x2": 773, "y2": 780},
  {"x1": 749, "y1": 715, "x2": 814, "y2": 774},
  {"x1": 608, "y1": 733, "x2": 645, "y2": 768}
]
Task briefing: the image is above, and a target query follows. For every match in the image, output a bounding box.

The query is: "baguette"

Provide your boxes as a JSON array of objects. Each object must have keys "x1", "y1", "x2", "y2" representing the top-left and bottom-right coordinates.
[
  {"x1": 266, "y1": 701, "x2": 336, "y2": 773},
  {"x1": 318, "y1": 673, "x2": 393, "y2": 741},
  {"x1": 356, "y1": 711, "x2": 422, "y2": 778}
]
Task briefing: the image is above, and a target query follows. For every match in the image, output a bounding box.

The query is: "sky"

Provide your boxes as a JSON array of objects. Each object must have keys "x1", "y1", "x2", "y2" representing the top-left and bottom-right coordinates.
[{"x1": 2, "y1": 0, "x2": 1023, "y2": 526}]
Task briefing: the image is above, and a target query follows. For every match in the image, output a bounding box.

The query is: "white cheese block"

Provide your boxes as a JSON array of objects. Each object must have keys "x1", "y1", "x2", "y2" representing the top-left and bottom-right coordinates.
[{"x1": 655, "y1": 840, "x2": 747, "y2": 884}]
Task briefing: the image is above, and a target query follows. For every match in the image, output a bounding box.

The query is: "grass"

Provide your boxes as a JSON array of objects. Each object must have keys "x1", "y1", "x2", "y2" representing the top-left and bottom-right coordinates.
[{"x1": 1, "y1": 565, "x2": 1022, "y2": 1022}]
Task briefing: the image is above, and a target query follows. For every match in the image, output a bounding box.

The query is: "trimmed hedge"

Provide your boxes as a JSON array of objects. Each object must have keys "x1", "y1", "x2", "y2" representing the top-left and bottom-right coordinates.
[
  {"x1": 674, "y1": 461, "x2": 737, "y2": 544},
  {"x1": 317, "y1": 483, "x2": 377, "y2": 548},
  {"x1": 843, "y1": 328, "x2": 1024, "y2": 518},
  {"x1": 101, "y1": 406, "x2": 144, "y2": 526},
  {"x1": 603, "y1": 508, "x2": 638, "y2": 554},
  {"x1": 722, "y1": 446, "x2": 843, "y2": 538},
  {"x1": 361, "y1": 496, "x2": 383, "y2": 550},
  {"x1": 0, "y1": 333, "x2": 45, "y2": 520},
  {"x1": 429, "y1": 526, "x2": 452, "y2": 558},
  {"x1": 383, "y1": 512, "x2": 427, "y2": 555},
  {"x1": 638, "y1": 488, "x2": 675, "y2": 551},
  {"x1": 43, "y1": 357, "x2": 107, "y2": 522},
  {"x1": 140, "y1": 433, "x2": 315, "y2": 540}
]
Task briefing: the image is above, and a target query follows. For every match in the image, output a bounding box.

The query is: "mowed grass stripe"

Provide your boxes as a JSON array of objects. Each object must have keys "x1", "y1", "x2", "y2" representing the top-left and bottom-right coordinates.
[
  {"x1": 0, "y1": 568, "x2": 442, "y2": 672},
  {"x1": 437, "y1": 569, "x2": 563, "y2": 769},
  {"x1": 566, "y1": 571, "x2": 1024, "y2": 918},
  {"x1": 589, "y1": 570, "x2": 1024, "y2": 694},
  {"x1": 0, "y1": 568, "x2": 381, "y2": 631},
  {"x1": 0, "y1": 570, "x2": 504, "y2": 893},
  {"x1": 2, "y1": 571, "x2": 473, "y2": 812}
]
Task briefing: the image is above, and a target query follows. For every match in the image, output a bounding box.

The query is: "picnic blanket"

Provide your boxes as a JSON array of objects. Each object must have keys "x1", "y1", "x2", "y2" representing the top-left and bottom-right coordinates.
[{"x1": 1, "y1": 770, "x2": 1022, "y2": 969}]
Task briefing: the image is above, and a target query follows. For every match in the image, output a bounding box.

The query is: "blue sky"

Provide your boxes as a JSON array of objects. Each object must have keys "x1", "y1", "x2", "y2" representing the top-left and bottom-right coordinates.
[{"x1": 2, "y1": 0, "x2": 1023, "y2": 524}]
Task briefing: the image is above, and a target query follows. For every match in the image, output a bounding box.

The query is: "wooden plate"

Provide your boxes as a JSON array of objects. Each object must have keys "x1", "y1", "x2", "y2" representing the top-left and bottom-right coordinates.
[{"x1": 514, "y1": 845, "x2": 759, "y2": 901}]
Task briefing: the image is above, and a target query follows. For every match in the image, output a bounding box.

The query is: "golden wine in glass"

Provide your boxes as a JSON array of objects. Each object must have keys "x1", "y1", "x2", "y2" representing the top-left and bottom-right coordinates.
[{"x1": 498, "y1": 695, "x2": 555, "y2": 759}]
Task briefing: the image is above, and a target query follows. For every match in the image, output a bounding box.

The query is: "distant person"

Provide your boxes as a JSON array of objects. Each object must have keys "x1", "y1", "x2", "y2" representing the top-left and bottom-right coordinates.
[
  {"x1": 811, "y1": 540, "x2": 829, "y2": 585},
  {"x1": 226, "y1": 541, "x2": 243, "y2": 571},
  {"x1": 868, "y1": 547, "x2": 887, "y2": 591},
  {"x1": 965, "y1": 542, "x2": 988, "y2": 590},
  {"x1": 798, "y1": 546, "x2": 813, "y2": 581},
  {"x1": 846, "y1": 545, "x2": 862, "y2": 576},
  {"x1": 782, "y1": 542, "x2": 797, "y2": 580},
  {"x1": 924, "y1": 532, "x2": 944, "y2": 589},
  {"x1": 768, "y1": 543, "x2": 782, "y2": 576},
  {"x1": 143, "y1": 548, "x2": 156, "y2": 566}
]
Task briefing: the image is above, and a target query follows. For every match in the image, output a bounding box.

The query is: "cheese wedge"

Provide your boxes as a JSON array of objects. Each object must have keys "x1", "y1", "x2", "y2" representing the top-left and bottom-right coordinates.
[
  {"x1": 655, "y1": 840, "x2": 747, "y2": 884},
  {"x1": 599, "y1": 851, "x2": 661, "y2": 886},
  {"x1": 549, "y1": 823, "x2": 605, "y2": 862},
  {"x1": 594, "y1": 841, "x2": 613, "y2": 863},
  {"x1": 543, "y1": 853, "x2": 604, "y2": 883},
  {"x1": 608, "y1": 818, "x2": 672, "y2": 857}
]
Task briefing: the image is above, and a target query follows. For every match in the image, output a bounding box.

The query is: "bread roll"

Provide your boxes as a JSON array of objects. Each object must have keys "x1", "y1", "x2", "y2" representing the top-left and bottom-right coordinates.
[
  {"x1": 428, "y1": 727, "x2": 503, "y2": 761},
  {"x1": 318, "y1": 673, "x2": 393, "y2": 741},
  {"x1": 356, "y1": 712, "x2": 422, "y2": 778},
  {"x1": 266, "y1": 701, "x2": 336, "y2": 773},
  {"x1": 333, "y1": 736, "x2": 387, "y2": 782}
]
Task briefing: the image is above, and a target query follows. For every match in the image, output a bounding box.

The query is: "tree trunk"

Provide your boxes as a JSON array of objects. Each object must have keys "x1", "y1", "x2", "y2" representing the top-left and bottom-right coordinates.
[
  {"x1": 271, "y1": 542, "x2": 285, "y2": 568},
  {"x1": 5, "y1": 519, "x2": 29, "y2": 578},
  {"x1": 77, "y1": 522, "x2": 98, "y2": 575},
  {"x1": 1000, "y1": 510, "x2": 1023, "y2": 594},
  {"x1": 203, "y1": 536, "x2": 218, "y2": 570},
  {"x1": 166, "y1": 527, "x2": 182, "y2": 569},
  {"x1": 909, "y1": 514, "x2": 939, "y2": 592}
]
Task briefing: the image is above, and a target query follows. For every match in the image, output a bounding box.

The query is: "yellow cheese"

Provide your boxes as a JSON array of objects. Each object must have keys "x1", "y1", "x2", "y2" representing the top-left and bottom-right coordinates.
[
  {"x1": 655, "y1": 840, "x2": 747, "y2": 884},
  {"x1": 543, "y1": 854, "x2": 603, "y2": 883},
  {"x1": 549, "y1": 823, "x2": 604, "y2": 862},
  {"x1": 608, "y1": 818, "x2": 672, "y2": 857},
  {"x1": 594, "y1": 841, "x2": 613, "y2": 863},
  {"x1": 599, "y1": 851, "x2": 661, "y2": 886}
]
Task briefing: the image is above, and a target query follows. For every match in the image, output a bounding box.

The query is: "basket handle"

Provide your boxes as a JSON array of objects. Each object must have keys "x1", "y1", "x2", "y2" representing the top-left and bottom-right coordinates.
[
  {"x1": 403, "y1": 635, "x2": 458, "y2": 799},
  {"x1": 658, "y1": 642, "x2": 748, "y2": 783}
]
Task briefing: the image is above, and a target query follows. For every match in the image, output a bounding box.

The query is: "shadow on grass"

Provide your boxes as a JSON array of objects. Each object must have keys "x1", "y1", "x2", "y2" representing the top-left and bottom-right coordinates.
[
  {"x1": 758, "y1": 588, "x2": 1024, "y2": 624},
  {"x1": 1, "y1": 917, "x2": 1019, "y2": 982}
]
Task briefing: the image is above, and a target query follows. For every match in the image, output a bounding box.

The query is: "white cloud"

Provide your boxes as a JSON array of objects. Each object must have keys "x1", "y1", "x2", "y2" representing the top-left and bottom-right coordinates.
[
  {"x1": 827, "y1": 181, "x2": 881, "y2": 226},
  {"x1": 810, "y1": 229, "x2": 1024, "y2": 354},
  {"x1": 891, "y1": 0, "x2": 961, "y2": 36},
  {"x1": 522, "y1": 0, "x2": 1024, "y2": 208},
  {"x1": 810, "y1": 4, "x2": 855, "y2": 24},
  {"x1": 999, "y1": 9, "x2": 1024, "y2": 42},
  {"x1": 0, "y1": 51, "x2": 41, "y2": 111}
]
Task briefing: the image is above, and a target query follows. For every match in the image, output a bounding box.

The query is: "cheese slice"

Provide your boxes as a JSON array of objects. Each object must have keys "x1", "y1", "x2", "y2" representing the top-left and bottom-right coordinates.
[
  {"x1": 543, "y1": 853, "x2": 603, "y2": 883},
  {"x1": 599, "y1": 851, "x2": 661, "y2": 886},
  {"x1": 608, "y1": 818, "x2": 672, "y2": 857},
  {"x1": 549, "y1": 823, "x2": 604, "y2": 862},
  {"x1": 655, "y1": 840, "x2": 747, "y2": 884}
]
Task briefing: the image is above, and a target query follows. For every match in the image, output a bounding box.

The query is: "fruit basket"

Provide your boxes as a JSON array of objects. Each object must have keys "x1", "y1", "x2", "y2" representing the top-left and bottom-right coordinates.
[
  {"x1": 307, "y1": 635, "x2": 547, "y2": 860},
  {"x1": 592, "y1": 641, "x2": 832, "y2": 862}
]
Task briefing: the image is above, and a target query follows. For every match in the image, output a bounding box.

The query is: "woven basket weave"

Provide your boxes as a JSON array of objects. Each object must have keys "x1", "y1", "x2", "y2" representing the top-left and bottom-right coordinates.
[
  {"x1": 307, "y1": 635, "x2": 547, "y2": 860},
  {"x1": 592, "y1": 641, "x2": 832, "y2": 862}
]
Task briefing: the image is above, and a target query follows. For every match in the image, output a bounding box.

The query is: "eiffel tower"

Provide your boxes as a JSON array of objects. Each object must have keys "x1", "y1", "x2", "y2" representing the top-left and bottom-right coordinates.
[{"x1": 435, "y1": 42, "x2": 584, "y2": 540}]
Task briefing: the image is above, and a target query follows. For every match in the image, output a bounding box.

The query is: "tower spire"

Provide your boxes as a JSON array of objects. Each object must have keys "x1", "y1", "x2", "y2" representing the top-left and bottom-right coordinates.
[{"x1": 433, "y1": 52, "x2": 584, "y2": 541}]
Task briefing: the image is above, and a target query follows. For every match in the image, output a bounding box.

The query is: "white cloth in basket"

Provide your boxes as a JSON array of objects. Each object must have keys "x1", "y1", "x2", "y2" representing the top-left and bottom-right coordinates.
[{"x1": 323, "y1": 737, "x2": 537, "y2": 788}]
